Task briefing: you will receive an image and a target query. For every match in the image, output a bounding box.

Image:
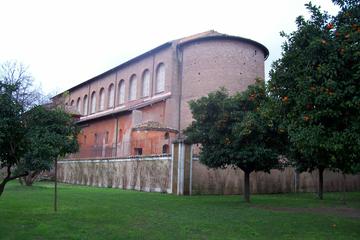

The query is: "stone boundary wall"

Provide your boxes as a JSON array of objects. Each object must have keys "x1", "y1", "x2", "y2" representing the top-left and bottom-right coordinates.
[
  {"x1": 191, "y1": 159, "x2": 360, "y2": 195},
  {"x1": 58, "y1": 156, "x2": 171, "y2": 193},
  {"x1": 57, "y1": 144, "x2": 360, "y2": 195}
]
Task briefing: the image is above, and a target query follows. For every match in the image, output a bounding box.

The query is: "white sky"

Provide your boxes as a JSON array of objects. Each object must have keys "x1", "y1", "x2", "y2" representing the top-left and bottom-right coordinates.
[{"x1": 0, "y1": 0, "x2": 340, "y2": 95}]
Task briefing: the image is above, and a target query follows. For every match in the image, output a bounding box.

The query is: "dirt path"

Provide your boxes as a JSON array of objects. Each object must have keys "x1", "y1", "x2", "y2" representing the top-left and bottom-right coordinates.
[{"x1": 253, "y1": 206, "x2": 360, "y2": 219}]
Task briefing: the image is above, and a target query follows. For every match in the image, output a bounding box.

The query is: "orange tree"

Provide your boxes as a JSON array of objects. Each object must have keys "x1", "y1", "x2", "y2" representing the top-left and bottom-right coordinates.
[
  {"x1": 184, "y1": 81, "x2": 286, "y2": 202},
  {"x1": 268, "y1": 0, "x2": 360, "y2": 199}
]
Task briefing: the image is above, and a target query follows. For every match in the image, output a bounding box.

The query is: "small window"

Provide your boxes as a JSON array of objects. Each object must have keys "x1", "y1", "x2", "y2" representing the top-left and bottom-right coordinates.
[
  {"x1": 83, "y1": 135, "x2": 87, "y2": 144},
  {"x1": 70, "y1": 100, "x2": 74, "y2": 106},
  {"x1": 162, "y1": 144, "x2": 169, "y2": 154},
  {"x1": 99, "y1": 88, "x2": 105, "y2": 111},
  {"x1": 142, "y1": 69, "x2": 150, "y2": 97},
  {"x1": 83, "y1": 95, "x2": 88, "y2": 115},
  {"x1": 90, "y1": 91, "x2": 96, "y2": 114},
  {"x1": 134, "y1": 148, "x2": 143, "y2": 156},
  {"x1": 105, "y1": 131, "x2": 109, "y2": 144},
  {"x1": 118, "y1": 80, "x2": 125, "y2": 105},
  {"x1": 156, "y1": 63, "x2": 165, "y2": 93},
  {"x1": 129, "y1": 74, "x2": 137, "y2": 101},
  {"x1": 94, "y1": 133, "x2": 98, "y2": 145},
  {"x1": 164, "y1": 132, "x2": 169, "y2": 139},
  {"x1": 108, "y1": 84, "x2": 115, "y2": 108}
]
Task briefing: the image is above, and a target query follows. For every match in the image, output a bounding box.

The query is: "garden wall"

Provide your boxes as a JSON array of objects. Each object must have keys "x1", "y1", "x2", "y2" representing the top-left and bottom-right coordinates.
[
  {"x1": 191, "y1": 160, "x2": 360, "y2": 195},
  {"x1": 58, "y1": 143, "x2": 360, "y2": 195},
  {"x1": 57, "y1": 156, "x2": 171, "y2": 193}
]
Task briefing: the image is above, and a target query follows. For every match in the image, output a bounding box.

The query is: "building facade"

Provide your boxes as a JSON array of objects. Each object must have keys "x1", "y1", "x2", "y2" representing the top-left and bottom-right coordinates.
[{"x1": 54, "y1": 30, "x2": 269, "y2": 159}]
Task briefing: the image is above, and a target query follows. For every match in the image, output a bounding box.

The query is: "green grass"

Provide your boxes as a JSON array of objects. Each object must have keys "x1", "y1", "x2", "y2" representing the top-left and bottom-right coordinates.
[{"x1": 0, "y1": 181, "x2": 359, "y2": 240}]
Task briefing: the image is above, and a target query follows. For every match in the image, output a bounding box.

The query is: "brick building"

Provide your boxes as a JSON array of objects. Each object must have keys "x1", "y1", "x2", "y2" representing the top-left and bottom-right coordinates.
[
  {"x1": 55, "y1": 31, "x2": 360, "y2": 195},
  {"x1": 53, "y1": 30, "x2": 269, "y2": 159}
]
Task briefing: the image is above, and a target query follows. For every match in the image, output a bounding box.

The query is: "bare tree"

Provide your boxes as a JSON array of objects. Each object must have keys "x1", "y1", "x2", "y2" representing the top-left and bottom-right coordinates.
[{"x1": 0, "y1": 61, "x2": 48, "y2": 109}]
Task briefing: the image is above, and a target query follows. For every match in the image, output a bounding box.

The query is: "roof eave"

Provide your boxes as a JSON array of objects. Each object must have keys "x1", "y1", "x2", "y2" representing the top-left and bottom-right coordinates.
[
  {"x1": 52, "y1": 41, "x2": 172, "y2": 99},
  {"x1": 178, "y1": 35, "x2": 269, "y2": 60}
]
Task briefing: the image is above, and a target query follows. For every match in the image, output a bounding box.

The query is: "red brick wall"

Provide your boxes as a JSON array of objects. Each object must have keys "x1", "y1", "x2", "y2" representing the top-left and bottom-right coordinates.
[
  {"x1": 79, "y1": 117, "x2": 117, "y2": 147},
  {"x1": 64, "y1": 46, "x2": 173, "y2": 117},
  {"x1": 76, "y1": 101, "x2": 172, "y2": 157},
  {"x1": 179, "y1": 38, "x2": 266, "y2": 130},
  {"x1": 141, "y1": 101, "x2": 166, "y2": 124},
  {"x1": 131, "y1": 130, "x2": 176, "y2": 155}
]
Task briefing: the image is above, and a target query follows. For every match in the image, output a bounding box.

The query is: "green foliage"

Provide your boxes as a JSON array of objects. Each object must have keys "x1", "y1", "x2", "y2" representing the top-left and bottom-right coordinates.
[
  {"x1": 20, "y1": 106, "x2": 79, "y2": 173},
  {"x1": 0, "y1": 82, "x2": 27, "y2": 169},
  {"x1": 186, "y1": 81, "x2": 284, "y2": 173},
  {"x1": 268, "y1": 0, "x2": 360, "y2": 175}
]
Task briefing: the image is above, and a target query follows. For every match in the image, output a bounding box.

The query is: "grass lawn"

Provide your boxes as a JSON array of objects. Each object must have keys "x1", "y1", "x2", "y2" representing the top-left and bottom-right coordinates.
[{"x1": 0, "y1": 182, "x2": 359, "y2": 240}]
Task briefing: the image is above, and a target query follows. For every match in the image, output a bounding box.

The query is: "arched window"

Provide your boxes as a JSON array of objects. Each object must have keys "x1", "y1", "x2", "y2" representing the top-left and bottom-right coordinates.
[
  {"x1": 162, "y1": 144, "x2": 169, "y2": 154},
  {"x1": 129, "y1": 74, "x2": 137, "y2": 101},
  {"x1": 90, "y1": 91, "x2": 96, "y2": 114},
  {"x1": 142, "y1": 69, "x2": 150, "y2": 97},
  {"x1": 70, "y1": 100, "x2": 74, "y2": 106},
  {"x1": 76, "y1": 97, "x2": 81, "y2": 113},
  {"x1": 108, "y1": 84, "x2": 115, "y2": 108},
  {"x1": 156, "y1": 63, "x2": 165, "y2": 93},
  {"x1": 164, "y1": 132, "x2": 169, "y2": 139},
  {"x1": 83, "y1": 95, "x2": 88, "y2": 115},
  {"x1": 99, "y1": 88, "x2": 105, "y2": 111},
  {"x1": 118, "y1": 80, "x2": 125, "y2": 105}
]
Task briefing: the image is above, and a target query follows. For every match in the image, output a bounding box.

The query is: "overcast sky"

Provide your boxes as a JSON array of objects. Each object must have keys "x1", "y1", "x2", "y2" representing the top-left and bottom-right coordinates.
[{"x1": 0, "y1": 0, "x2": 340, "y2": 95}]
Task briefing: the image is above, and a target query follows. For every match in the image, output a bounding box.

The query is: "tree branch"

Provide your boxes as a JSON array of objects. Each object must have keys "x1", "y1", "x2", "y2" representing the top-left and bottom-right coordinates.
[
  {"x1": 2, "y1": 165, "x2": 29, "y2": 183},
  {"x1": 31, "y1": 170, "x2": 39, "y2": 179},
  {"x1": 7, "y1": 171, "x2": 29, "y2": 181}
]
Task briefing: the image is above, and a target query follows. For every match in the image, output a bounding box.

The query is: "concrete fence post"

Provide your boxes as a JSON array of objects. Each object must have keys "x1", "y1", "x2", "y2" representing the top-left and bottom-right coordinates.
[{"x1": 171, "y1": 140, "x2": 192, "y2": 195}]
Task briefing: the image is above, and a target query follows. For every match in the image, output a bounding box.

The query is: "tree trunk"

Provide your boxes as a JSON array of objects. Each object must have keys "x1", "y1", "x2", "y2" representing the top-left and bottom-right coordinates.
[
  {"x1": 0, "y1": 166, "x2": 28, "y2": 198},
  {"x1": 24, "y1": 171, "x2": 40, "y2": 186},
  {"x1": 244, "y1": 171, "x2": 250, "y2": 203},
  {"x1": 25, "y1": 175, "x2": 33, "y2": 186},
  {"x1": 0, "y1": 180, "x2": 7, "y2": 197},
  {"x1": 342, "y1": 173, "x2": 346, "y2": 204},
  {"x1": 54, "y1": 158, "x2": 58, "y2": 212},
  {"x1": 318, "y1": 167, "x2": 324, "y2": 200},
  {"x1": 18, "y1": 177, "x2": 24, "y2": 186},
  {"x1": 294, "y1": 170, "x2": 300, "y2": 193}
]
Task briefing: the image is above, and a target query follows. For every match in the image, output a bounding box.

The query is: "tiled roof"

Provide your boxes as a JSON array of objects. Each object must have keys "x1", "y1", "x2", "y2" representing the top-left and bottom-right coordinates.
[
  {"x1": 132, "y1": 121, "x2": 178, "y2": 132},
  {"x1": 176, "y1": 30, "x2": 222, "y2": 44},
  {"x1": 65, "y1": 105, "x2": 82, "y2": 116}
]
